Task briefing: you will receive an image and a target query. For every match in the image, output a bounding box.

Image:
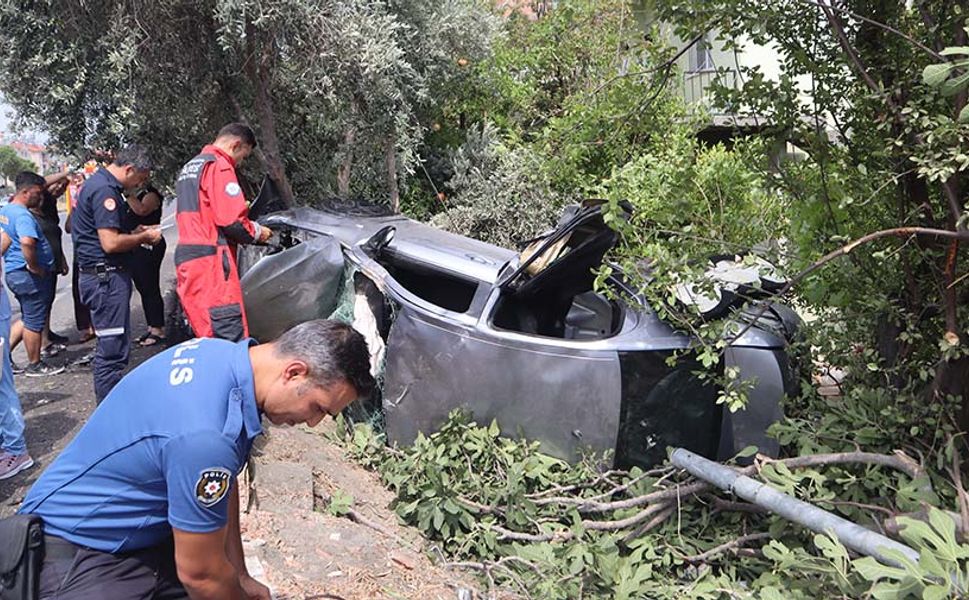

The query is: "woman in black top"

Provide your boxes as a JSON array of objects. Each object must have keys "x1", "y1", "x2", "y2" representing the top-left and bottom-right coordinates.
[{"x1": 125, "y1": 185, "x2": 166, "y2": 346}]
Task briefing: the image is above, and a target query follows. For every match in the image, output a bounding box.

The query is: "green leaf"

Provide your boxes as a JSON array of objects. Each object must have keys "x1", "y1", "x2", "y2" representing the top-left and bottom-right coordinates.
[
  {"x1": 923, "y1": 63, "x2": 954, "y2": 87},
  {"x1": 959, "y1": 104, "x2": 969, "y2": 123},
  {"x1": 940, "y1": 46, "x2": 969, "y2": 56},
  {"x1": 735, "y1": 445, "x2": 759, "y2": 459},
  {"x1": 852, "y1": 556, "x2": 908, "y2": 582},
  {"x1": 923, "y1": 584, "x2": 952, "y2": 600},
  {"x1": 941, "y1": 70, "x2": 969, "y2": 96}
]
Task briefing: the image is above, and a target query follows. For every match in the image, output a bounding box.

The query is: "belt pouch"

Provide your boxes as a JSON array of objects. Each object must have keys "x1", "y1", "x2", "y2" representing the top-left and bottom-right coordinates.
[{"x1": 0, "y1": 515, "x2": 43, "y2": 600}]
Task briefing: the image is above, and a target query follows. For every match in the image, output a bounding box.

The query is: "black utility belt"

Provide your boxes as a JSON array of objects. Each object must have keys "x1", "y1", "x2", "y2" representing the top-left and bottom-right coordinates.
[
  {"x1": 78, "y1": 264, "x2": 126, "y2": 275},
  {"x1": 43, "y1": 534, "x2": 80, "y2": 561}
]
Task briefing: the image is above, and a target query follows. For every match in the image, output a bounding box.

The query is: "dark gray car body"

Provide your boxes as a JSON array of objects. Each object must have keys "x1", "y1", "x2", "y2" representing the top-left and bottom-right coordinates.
[{"x1": 240, "y1": 206, "x2": 796, "y2": 467}]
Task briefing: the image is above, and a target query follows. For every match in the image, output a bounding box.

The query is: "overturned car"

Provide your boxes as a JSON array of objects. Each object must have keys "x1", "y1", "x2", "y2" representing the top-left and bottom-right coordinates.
[{"x1": 237, "y1": 200, "x2": 799, "y2": 468}]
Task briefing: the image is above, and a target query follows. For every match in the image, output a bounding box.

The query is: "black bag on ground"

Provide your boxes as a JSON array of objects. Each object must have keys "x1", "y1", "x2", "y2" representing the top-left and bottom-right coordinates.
[{"x1": 0, "y1": 515, "x2": 43, "y2": 600}]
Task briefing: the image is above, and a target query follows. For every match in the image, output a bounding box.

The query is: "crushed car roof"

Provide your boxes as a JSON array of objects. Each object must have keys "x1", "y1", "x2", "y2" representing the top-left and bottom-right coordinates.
[{"x1": 266, "y1": 207, "x2": 517, "y2": 283}]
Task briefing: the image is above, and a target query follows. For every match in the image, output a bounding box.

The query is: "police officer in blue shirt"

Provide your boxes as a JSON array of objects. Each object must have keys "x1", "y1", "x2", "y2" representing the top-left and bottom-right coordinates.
[
  {"x1": 20, "y1": 319, "x2": 375, "y2": 599},
  {"x1": 71, "y1": 145, "x2": 163, "y2": 402}
]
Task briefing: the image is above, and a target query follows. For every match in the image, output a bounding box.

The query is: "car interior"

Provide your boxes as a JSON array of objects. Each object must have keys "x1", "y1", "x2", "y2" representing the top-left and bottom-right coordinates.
[
  {"x1": 491, "y1": 201, "x2": 626, "y2": 340},
  {"x1": 376, "y1": 249, "x2": 479, "y2": 314}
]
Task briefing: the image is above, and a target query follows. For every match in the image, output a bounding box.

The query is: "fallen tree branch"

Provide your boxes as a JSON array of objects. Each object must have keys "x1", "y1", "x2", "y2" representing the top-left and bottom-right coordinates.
[
  {"x1": 457, "y1": 495, "x2": 505, "y2": 516},
  {"x1": 494, "y1": 502, "x2": 672, "y2": 542},
  {"x1": 532, "y1": 450, "x2": 922, "y2": 516},
  {"x1": 711, "y1": 497, "x2": 767, "y2": 515},
  {"x1": 758, "y1": 450, "x2": 924, "y2": 480},
  {"x1": 526, "y1": 469, "x2": 633, "y2": 499},
  {"x1": 622, "y1": 504, "x2": 675, "y2": 545},
  {"x1": 816, "y1": 499, "x2": 896, "y2": 518},
  {"x1": 447, "y1": 556, "x2": 543, "y2": 599},
  {"x1": 313, "y1": 490, "x2": 414, "y2": 547},
  {"x1": 684, "y1": 532, "x2": 772, "y2": 564}
]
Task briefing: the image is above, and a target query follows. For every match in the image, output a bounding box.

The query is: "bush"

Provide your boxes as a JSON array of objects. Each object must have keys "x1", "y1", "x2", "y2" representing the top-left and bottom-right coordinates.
[{"x1": 430, "y1": 123, "x2": 562, "y2": 248}]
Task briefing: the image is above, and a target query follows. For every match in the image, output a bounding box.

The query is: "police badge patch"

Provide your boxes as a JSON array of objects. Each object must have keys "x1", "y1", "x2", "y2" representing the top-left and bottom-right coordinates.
[
  {"x1": 225, "y1": 182, "x2": 241, "y2": 197},
  {"x1": 103, "y1": 198, "x2": 116, "y2": 211},
  {"x1": 195, "y1": 467, "x2": 232, "y2": 507}
]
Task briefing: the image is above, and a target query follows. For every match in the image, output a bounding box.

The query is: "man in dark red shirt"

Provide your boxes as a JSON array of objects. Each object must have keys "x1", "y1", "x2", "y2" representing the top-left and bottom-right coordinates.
[{"x1": 175, "y1": 123, "x2": 273, "y2": 341}]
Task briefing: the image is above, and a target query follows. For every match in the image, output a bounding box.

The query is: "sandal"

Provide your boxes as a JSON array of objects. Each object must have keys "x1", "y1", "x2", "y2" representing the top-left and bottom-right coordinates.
[{"x1": 139, "y1": 333, "x2": 167, "y2": 347}]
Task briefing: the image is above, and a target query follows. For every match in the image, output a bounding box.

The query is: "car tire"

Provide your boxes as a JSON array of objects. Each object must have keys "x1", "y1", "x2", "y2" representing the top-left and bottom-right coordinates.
[{"x1": 164, "y1": 287, "x2": 195, "y2": 345}]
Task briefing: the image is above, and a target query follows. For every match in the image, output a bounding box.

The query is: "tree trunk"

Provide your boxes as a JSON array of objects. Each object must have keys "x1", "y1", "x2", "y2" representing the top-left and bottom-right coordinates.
[
  {"x1": 337, "y1": 126, "x2": 355, "y2": 198},
  {"x1": 385, "y1": 136, "x2": 399, "y2": 213},
  {"x1": 245, "y1": 25, "x2": 295, "y2": 207}
]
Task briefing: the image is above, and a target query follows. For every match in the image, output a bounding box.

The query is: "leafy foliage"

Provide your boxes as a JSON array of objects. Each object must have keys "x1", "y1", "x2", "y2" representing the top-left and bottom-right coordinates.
[
  {"x1": 337, "y1": 410, "x2": 969, "y2": 599},
  {"x1": 639, "y1": 0, "x2": 969, "y2": 423},
  {"x1": 0, "y1": 146, "x2": 38, "y2": 182},
  {"x1": 0, "y1": 0, "x2": 499, "y2": 201},
  {"x1": 429, "y1": 123, "x2": 559, "y2": 247},
  {"x1": 407, "y1": 0, "x2": 685, "y2": 236}
]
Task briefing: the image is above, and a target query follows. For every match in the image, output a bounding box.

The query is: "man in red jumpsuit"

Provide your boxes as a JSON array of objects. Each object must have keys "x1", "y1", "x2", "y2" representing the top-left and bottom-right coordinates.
[{"x1": 175, "y1": 123, "x2": 273, "y2": 341}]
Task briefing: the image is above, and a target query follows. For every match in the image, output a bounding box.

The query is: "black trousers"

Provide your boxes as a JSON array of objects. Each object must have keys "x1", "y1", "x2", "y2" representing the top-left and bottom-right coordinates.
[
  {"x1": 40, "y1": 536, "x2": 187, "y2": 599},
  {"x1": 131, "y1": 240, "x2": 166, "y2": 329},
  {"x1": 71, "y1": 258, "x2": 92, "y2": 333}
]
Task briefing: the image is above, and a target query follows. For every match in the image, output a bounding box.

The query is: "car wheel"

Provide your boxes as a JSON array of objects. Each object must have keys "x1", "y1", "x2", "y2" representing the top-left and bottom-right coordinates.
[{"x1": 164, "y1": 287, "x2": 195, "y2": 345}]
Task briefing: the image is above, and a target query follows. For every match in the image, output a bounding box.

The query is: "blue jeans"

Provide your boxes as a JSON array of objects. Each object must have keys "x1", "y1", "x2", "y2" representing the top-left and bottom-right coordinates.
[{"x1": 0, "y1": 314, "x2": 26, "y2": 455}]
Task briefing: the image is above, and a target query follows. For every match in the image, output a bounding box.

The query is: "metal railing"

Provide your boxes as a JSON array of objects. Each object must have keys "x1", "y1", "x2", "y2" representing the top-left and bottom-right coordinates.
[{"x1": 683, "y1": 68, "x2": 739, "y2": 114}]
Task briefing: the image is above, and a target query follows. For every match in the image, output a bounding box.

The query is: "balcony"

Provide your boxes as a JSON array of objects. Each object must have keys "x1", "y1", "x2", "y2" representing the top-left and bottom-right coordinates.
[{"x1": 683, "y1": 68, "x2": 739, "y2": 114}]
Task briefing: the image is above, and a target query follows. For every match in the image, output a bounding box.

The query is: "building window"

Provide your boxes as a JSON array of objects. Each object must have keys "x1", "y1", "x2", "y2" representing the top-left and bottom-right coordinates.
[{"x1": 690, "y1": 33, "x2": 714, "y2": 72}]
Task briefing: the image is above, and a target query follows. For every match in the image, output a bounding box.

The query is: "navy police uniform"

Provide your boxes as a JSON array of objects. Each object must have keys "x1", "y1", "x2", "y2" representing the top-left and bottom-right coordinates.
[
  {"x1": 20, "y1": 338, "x2": 262, "y2": 598},
  {"x1": 71, "y1": 167, "x2": 135, "y2": 402}
]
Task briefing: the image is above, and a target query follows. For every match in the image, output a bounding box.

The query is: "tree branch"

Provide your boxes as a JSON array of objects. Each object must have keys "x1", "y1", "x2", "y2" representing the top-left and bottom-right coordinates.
[
  {"x1": 683, "y1": 532, "x2": 772, "y2": 564},
  {"x1": 816, "y1": 0, "x2": 886, "y2": 100},
  {"x1": 729, "y1": 226, "x2": 969, "y2": 344},
  {"x1": 797, "y1": 0, "x2": 943, "y2": 61},
  {"x1": 592, "y1": 33, "x2": 703, "y2": 96}
]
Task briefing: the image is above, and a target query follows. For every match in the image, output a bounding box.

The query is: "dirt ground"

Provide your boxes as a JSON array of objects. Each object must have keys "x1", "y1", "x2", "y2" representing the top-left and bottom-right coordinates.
[{"x1": 0, "y1": 333, "x2": 480, "y2": 600}]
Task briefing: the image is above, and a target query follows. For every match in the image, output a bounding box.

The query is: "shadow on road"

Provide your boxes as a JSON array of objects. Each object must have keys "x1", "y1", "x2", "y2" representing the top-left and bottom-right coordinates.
[
  {"x1": 19, "y1": 390, "x2": 72, "y2": 412},
  {"x1": 0, "y1": 409, "x2": 79, "y2": 507}
]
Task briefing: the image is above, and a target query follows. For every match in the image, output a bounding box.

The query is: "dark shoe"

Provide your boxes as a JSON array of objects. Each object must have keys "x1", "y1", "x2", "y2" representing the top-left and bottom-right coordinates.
[
  {"x1": 74, "y1": 352, "x2": 94, "y2": 366},
  {"x1": 139, "y1": 333, "x2": 167, "y2": 347},
  {"x1": 10, "y1": 360, "x2": 24, "y2": 375},
  {"x1": 41, "y1": 343, "x2": 66, "y2": 359},
  {"x1": 48, "y1": 331, "x2": 70, "y2": 344},
  {"x1": 23, "y1": 361, "x2": 65, "y2": 377}
]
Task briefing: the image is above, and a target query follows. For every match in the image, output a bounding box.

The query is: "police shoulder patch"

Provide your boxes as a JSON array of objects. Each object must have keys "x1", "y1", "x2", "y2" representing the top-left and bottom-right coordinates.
[
  {"x1": 224, "y1": 182, "x2": 242, "y2": 197},
  {"x1": 103, "y1": 197, "x2": 117, "y2": 211},
  {"x1": 194, "y1": 467, "x2": 232, "y2": 507}
]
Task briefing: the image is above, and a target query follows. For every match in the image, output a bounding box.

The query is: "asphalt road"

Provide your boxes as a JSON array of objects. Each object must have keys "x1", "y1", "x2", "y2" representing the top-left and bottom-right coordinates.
[{"x1": 14, "y1": 206, "x2": 178, "y2": 348}]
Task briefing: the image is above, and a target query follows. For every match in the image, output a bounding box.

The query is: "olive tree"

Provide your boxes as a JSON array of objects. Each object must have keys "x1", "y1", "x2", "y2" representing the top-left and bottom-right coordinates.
[{"x1": 0, "y1": 0, "x2": 499, "y2": 206}]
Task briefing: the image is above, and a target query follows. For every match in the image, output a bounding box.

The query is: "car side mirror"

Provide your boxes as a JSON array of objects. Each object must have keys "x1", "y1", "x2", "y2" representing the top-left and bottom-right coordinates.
[{"x1": 361, "y1": 225, "x2": 396, "y2": 257}]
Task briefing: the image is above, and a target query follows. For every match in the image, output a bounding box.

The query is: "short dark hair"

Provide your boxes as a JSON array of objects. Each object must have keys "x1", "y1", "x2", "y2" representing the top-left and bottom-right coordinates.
[
  {"x1": 113, "y1": 144, "x2": 153, "y2": 171},
  {"x1": 274, "y1": 320, "x2": 375, "y2": 401},
  {"x1": 14, "y1": 171, "x2": 45, "y2": 193},
  {"x1": 216, "y1": 122, "x2": 257, "y2": 148}
]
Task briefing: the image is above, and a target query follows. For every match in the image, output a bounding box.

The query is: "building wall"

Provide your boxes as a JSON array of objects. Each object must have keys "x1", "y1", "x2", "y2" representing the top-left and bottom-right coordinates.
[{"x1": 0, "y1": 133, "x2": 53, "y2": 173}]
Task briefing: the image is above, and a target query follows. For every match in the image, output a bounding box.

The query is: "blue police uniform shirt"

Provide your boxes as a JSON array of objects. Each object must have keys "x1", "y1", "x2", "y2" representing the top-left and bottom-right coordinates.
[
  {"x1": 0, "y1": 203, "x2": 55, "y2": 272},
  {"x1": 19, "y1": 338, "x2": 263, "y2": 552},
  {"x1": 71, "y1": 167, "x2": 131, "y2": 269}
]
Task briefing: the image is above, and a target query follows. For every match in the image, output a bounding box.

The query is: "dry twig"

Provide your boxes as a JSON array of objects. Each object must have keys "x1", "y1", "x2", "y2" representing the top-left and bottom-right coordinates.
[{"x1": 683, "y1": 532, "x2": 773, "y2": 564}]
